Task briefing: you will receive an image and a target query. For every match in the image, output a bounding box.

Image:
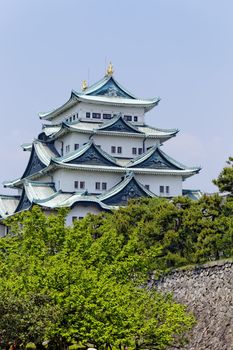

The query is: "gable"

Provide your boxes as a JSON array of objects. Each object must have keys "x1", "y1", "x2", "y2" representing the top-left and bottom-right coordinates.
[
  {"x1": 87, "y1": 77, "x2": 134, "y2": 99},
  {"x1": 130, "y1": 148, "x2": 181, "y2": 170},
  {"x1": 21, "y1": 147, "x2": 47, "y2": 179},
  {"x1": 66, "y1": 144, "x2": 118, "y2": 167},
  {"x1": 15, "y1": 190, "x2": 31, "y2": 213},
  {"x1": 100, "y1": 117, "x2": 141, "y2": 134},
  {"x1": 102, "y1": 178, "x2": 151, "y2": 206}
]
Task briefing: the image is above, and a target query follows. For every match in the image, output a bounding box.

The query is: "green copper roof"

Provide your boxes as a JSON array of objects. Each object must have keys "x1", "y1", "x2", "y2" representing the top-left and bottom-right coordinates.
[{"x1": 39, "y1": 74, "x2": 160, "y2": 121}]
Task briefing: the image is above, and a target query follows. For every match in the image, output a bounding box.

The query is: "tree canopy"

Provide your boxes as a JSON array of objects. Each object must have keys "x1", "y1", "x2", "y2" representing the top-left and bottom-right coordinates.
[
  {"x1": 213, "y1": 156, "x2": 233, "y2": 195},
  {"x1": 0, "y1": 159, "x2": 233, "y2": 349},
  {"x1": 0, "y1": 206, "x2": 195, "y2": 350}
]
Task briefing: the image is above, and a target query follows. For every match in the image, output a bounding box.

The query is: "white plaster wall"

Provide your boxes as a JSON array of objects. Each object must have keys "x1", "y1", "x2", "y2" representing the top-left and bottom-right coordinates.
[
  {"x1": 53, "y1": 169, "x2": 122, "y2": 193},
  {"x1": 66, "y1": 204, "x2": 102, "y2": 225},
  {"x1": 145, "y1": 138, "x2": 160, "y2": 149},
  {"x1": 136, "y1": 174, "x2": 183, "y2": 197},
  {"x1": 52, "y1": 104, "x2": 80, "y2": 124},
  {"x1": 94, "y1": 134, "x2": 149, "y2": 158},
  {"x1": 54, "y1": 133, "x2": 158, "y2": 159},
  {"x1": 35, "y1": 174, "x2": 54, "y2": 183},
  {"x1": 51, "y1": 101, "x2": 145, "y2": 124},
  {"x1": 54, "y1": 133, "x2": 89, "y2": 155}
]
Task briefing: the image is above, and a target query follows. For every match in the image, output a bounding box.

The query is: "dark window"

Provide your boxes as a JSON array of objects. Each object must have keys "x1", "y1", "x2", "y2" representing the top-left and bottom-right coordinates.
[
  {"x1": 134, "y1": 116, "x2": 138, "y2": 122},
  {"x1": 76, "y1": 113, "x2": 79, "y2": 119},
  {"x1": 138, "y1": 148, "x2": 143, "y2": 155},
  {"x1": 124, "y1": 115, "x2": 132, "y2": 121},
  {"x1": 166, "y1": 186, "x2": 170, "y2": 194},
  {"x1": 66, "y1": 145, "x2": 70, "y2": 153},
  {"x1": 145, "y1": 184, "x2": 150, "y2": 190},
  {"x1": 79, "y1": 216, "x2": 84, "y2": 220},
  {"x1": 111, "y1": 146, "x2": 116, "y2": 154},
  {"x1": 160, "y1": 186, "x2": 164, "y2": 194},
  {"x1": 74, "y1": 181, "x2": 79, "y2": 189},
  {"x1": 95, "y1": 182, "x2": 101, "y2": 190},
  {"x1": 72, "y1": 216, "x2": 77, "y2": 223},
  {"x1": 66, "y1": 118, "x2": 69, "y2": 122},
  {"x1": 86, "y1": 112, "x2": 91, "y2": 118},
  {"x1": 92, "y1": 112, "x2": 101, "y2": 119},
  {"x1": 103, "y1": 113, "x2": 111, "y2": 119},
  {"x1": 80, "y1": 181, "x2": 85, "y2": 189},
  {"x1": 102, "y1": 182, "x2": 107, "y2": 190},
  {"x1": 132, "y1": 147, "x2": 137, "y2": 155},
  {"x1": 74, "y1": 144, "x2": 79, "y2": 150},
  {"x1": 117, "y1": 146, "x2": 122, "y2": 154},
  {"x1": 73, "y1": 115, "x2": 75, "y2": 121},
  {"x1": 69, "y1": 116, "x2": 72, "y2": 122}
]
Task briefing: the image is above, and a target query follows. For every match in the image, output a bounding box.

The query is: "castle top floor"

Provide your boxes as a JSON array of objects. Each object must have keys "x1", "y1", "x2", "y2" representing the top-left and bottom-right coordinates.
[{"x1": 39, "y1": 64, "x2": 160, "y2": 125}]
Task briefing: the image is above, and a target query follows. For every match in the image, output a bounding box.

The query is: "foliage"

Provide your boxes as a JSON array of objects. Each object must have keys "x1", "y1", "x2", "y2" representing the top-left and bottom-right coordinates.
[
  {"x1": 0, "y1": 206, "x2": 195, "y2": 350},
  {"x1": 1, "y1": 157, "x2": 233, "y2": 349},
  {"x1": 213, "y1": 156, "x2": 233, "y2": 194}
]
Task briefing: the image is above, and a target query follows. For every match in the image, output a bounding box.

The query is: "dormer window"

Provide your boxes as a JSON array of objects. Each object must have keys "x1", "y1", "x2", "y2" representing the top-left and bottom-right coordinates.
[
  {"x1": 103, "y1": 113, "x2": 111, "y2": 119},
  {"x1": 73, "y1": 115, "x2": 75, "y2": 121},
  {"x1": 159, "y1": 186, "x2": 164, "y2": 194},
  {"x1": 92, "y1": 112, "x2": 101, "y2": 119},
  {"x1": 124, "y1": 115, "x2": 132, "y2": 122}
]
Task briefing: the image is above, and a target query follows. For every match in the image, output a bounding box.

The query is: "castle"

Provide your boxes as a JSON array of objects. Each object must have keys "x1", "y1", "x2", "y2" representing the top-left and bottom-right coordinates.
[{"x1": 0, "y1": 64, "x2": 200, "y2": 235}]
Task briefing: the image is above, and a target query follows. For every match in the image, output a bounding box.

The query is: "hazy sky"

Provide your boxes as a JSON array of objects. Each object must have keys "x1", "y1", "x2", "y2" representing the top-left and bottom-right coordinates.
[{"x1": 0, "y1": 0, "x2": 232, "y2": 193}]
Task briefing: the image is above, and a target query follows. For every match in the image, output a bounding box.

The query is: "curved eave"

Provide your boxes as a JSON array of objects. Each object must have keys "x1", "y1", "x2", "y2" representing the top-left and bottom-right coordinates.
[
  {"x1": 59, "y1": 196, "x2": 116, "y2": 211},
  {"x1": 53, "y1": 141, "x2": 119, "y2": 167},
  {"x1": 21, "y1": 143, "x2": 32, "y2": 152},
  {"x1": 38, "y1": 94, "x2": 78, "y2": 121},
  {"x1": 73, "y1": 93, "x2": 160, "y2": 112},
  {"x1": 49, "y1": 162, "x2": 200, "y2": 177},
  {"x1": 3, "y1": 164, "x2": 55, "y2": 188},
  {"x1": 45, "y1": 122, "x2": 177, "y2": 142},
  {"x1": 30, "y1": 190, "x2": 117, "y2": 211},
  {"x1": 33, "y1": 142, "x2": 54, "y2": 166},
  {"x1": 0, "y1": 195, "x2": 20, "y2": 218},
  {"x1": 24, "y1": 181, "x2": 57, "y2": 203},
  {"x1": 3, "y1": 178, "x2": 22, "y2": 189}
]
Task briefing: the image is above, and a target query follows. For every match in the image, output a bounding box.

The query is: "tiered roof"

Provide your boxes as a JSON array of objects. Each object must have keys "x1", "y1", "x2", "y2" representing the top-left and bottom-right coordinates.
[
  {"x1": 39, "y1": 75, "x2": 160, "y2": 121},
  {"x1": 0, "y1": 67, "x2": 201, "y2": 222},
  {"x1": 40, "y1": 114, "x2": 178, "y2": 142},
  {"x1": 0, "y1": 173, "x2": 156, "y2": 217},
  {"x1": 4, "y1": 138, "x2": 200, "y2": 190}
]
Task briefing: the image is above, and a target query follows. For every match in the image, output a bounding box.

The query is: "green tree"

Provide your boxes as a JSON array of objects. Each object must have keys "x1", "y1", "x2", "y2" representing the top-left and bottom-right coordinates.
[
  {"x1": 213, "y1": 156, "x2": 233, "y2": 195},
  {"x1": 0, "y1": 206, "x2": 194, "y2": 350}
]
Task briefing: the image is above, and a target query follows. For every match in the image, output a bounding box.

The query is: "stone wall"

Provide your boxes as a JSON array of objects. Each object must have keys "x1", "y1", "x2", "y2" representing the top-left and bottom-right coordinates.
[{"x1": 155, "y1": 260, "x2": 233, "y2": 350}]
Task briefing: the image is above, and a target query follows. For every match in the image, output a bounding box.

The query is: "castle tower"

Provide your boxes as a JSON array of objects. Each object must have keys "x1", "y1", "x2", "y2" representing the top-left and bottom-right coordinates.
[{"x1": 0, "y1": 65, "x2": 200, "y2": 233}]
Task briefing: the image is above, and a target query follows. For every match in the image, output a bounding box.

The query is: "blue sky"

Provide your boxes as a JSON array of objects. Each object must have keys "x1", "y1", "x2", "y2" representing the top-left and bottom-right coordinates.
[{"x1": 0, "y1": 0, "x2": 232, "y2": 193}]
